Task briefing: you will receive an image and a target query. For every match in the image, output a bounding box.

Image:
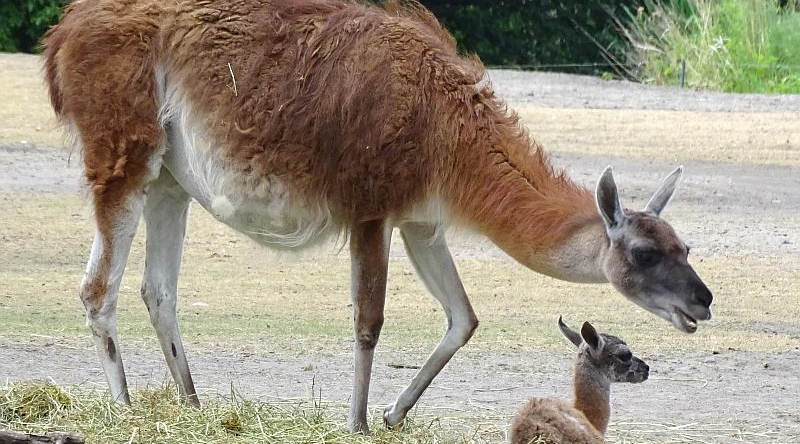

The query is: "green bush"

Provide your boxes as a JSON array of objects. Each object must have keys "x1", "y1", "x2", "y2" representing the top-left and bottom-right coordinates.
[
  {"x1": 420, "y1": 1, "x2": 643, "y2": 74},
  {"x1": 624, "y1": 0, "x2": 800, "y2": 92},
  {"x1": 0, "y1": 0, "x2": 68, "y2": 53},
  {"x1": 4, "y1": 0, "x2": 640, "y2": 75}
]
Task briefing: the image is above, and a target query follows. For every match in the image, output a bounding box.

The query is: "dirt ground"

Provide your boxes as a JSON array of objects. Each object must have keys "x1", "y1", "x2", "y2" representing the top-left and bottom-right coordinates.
[{"x1": 1, "y1": 61, "x2": 799, "y2": 443}]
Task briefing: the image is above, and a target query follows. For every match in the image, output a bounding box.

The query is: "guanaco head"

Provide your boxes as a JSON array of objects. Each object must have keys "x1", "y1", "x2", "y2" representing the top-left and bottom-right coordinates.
[
  {"x1": 595, "y1": 166, "x2": 712, "y2": 334},
  {"x1": 558, "y1": 316, "x2": 649, "y2": 384}
]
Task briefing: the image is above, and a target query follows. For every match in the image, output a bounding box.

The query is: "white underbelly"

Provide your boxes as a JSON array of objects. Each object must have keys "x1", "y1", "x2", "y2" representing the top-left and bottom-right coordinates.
[{"x1": 161, "y1": 124, "x2": 335, "y2": 250}]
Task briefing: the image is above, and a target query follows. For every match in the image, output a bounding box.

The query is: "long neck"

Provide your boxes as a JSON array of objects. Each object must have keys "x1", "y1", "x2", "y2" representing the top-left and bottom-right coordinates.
[
  {"x1": 446, "y1": 115, "x2": 610, "y2": 283},
  {"x1": 573, "y1": 361, "x2": 612, "y2": 434}
]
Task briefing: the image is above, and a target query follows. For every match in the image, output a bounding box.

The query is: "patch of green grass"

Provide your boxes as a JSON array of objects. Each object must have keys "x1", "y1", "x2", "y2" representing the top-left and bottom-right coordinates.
[{"x1": 623, "y1": 0, "x2": 800, "y2": 92}]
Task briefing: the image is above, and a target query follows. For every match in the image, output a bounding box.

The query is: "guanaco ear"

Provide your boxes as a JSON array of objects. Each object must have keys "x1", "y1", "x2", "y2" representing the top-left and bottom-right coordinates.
[
  {"x1": 580, "y1": 321, "x2": 605, "y2": 356},
  {"x1": 644, "y1": 166, "x2": 683, "y2": 216},
  {"x1": 558, "y1": 316, "x2": 583, "y2": 348},
  {"x1": 595, "y1": 166, "x2": 626, "y2": 239}
]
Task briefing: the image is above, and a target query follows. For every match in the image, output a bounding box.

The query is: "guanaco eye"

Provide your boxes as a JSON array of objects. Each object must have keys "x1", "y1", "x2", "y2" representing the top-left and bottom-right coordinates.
[
  {"x1": 617, "y1": 351, "x2": 632, "y2": 362},
  {"x1": 632, "y1": 247, "x2": 660, "y2": 267}
]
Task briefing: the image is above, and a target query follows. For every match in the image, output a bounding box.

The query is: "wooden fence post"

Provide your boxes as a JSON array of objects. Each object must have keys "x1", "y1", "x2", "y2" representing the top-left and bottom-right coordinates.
[{"x1": 0, "y1": 430, "x2": 85, "y2": 444}]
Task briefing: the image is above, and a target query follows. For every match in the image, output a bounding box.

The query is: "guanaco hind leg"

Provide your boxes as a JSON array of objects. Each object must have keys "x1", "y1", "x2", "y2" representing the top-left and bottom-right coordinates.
[
  {"x1": 140, "y1": 167, "x2": 199, "y2": 406},
  {"x1": 80, "y1": 196, "x2": 144, "y2": 405}
]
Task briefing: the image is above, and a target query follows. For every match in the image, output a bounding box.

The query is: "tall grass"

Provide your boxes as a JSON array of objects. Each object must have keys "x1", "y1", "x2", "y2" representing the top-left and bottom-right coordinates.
[{"x1": 623, "y1": 0, "x2": 800, "y2": 92}]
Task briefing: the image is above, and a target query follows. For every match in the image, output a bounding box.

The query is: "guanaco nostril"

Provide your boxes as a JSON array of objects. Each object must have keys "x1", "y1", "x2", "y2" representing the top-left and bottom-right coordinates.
[
  {"x1": 627, "y1": 368, "x2": 648, "y2": 382},
  {"x1": 696, "y1": 286, "x2": 713, "y2": 307}
]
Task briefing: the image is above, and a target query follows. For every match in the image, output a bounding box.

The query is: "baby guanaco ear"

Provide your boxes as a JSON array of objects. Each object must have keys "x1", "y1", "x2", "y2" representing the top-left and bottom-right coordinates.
[
  {"x1": 580, "y1": 321, "x2": 605, "y2": 356},
  {"x1": 595, "y1": 166, "x2": 626, "y2": 240},
  {"x1": 644, "y1": 166, "x2": 683, "y2": 216},
  {"x1": 558, "y1": 315, "x2": 583, "y2": 348}
]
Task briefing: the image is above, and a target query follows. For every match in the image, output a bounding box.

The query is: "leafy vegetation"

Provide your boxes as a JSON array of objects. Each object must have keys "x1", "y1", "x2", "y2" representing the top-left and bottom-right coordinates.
[
  {"x1": 3, "y1": 0, "x2": 638, "y2": 75},
  {"x1": 0, "y1": 0, "x2": 67, "y2": 53},
  {"x1": 623, "y1": 0, "x2": 800, "y2": 92},
  {"x1": 416, "y1": 1, "x2": 640, "y2": 74}
]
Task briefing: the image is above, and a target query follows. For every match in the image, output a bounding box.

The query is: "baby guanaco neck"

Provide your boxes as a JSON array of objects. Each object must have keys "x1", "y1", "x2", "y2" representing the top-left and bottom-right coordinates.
[{"x1": 572, "y1": 360, "x2": 612, "y2": 434}]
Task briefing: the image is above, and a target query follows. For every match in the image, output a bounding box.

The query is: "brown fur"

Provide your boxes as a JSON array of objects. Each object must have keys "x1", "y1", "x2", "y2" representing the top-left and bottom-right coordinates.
[
  {"x1": 42, "y1": 0, "x2": 164, "y2": 293},
  {"x1": 572, "y1": 366, "x2": 611, "y2": 434},
  {"x1": 510, "y1": 398, "x2": 603, "y2": 444},
  {"x1": 43, "y1": 0, "x2": 597, "y2": 248}
]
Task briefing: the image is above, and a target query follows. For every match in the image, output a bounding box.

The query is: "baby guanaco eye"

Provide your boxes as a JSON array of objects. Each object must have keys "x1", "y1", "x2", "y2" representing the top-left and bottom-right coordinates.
[
  {"x1": 617, "y1": 351, "x2": 632, "y2": 362},
  {"x1": 632, "y1": 247, "x2": 660, "y2": 267}
]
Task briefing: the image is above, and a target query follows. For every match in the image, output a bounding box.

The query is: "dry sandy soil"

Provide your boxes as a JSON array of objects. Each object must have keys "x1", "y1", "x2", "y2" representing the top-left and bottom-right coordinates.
[{"x1": 1, "y1": 53, "x2": 799, "y2": 443}]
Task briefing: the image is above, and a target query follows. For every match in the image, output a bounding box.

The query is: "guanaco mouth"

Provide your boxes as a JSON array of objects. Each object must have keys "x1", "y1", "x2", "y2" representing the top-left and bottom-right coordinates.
[{"x1": 671, "y1": 309, "x2": 698, "y2": 334}]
